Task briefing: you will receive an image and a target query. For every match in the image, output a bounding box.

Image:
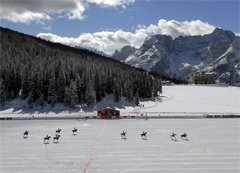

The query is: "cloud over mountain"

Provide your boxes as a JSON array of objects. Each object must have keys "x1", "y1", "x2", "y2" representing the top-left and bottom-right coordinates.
[
  {"x1": 37, "y1": 19, "x2": 216, "y2": 54},
  {"x1": 158, "y1": 19, "x2": 216, "y2": 39}
]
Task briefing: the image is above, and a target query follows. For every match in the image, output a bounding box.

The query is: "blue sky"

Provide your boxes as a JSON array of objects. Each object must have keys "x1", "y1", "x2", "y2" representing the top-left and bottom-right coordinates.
[{"x1": 0, "y1": 0, "x2": 239, "y2": 54}]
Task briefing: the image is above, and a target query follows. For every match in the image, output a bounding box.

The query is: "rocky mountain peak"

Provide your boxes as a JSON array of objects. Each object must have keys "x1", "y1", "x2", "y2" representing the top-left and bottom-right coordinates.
[
  {"x1": 110, "y1": 28, "x2": 239, "y2": 83},
  {"x1": 111, "y1": 45, "x2": 136, "y2": 61}
]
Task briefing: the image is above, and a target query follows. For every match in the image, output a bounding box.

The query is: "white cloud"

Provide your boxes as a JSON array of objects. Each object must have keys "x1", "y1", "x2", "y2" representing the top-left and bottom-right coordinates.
[
  {"x1": 87, "y1": 0, "x2": 134, "y2": 8},
  {"x1": 0, "y1": 0, "x2": 133, "y2": 24},
  {"x1": 158, "y1": 19, "x2": 216, "y2": 39},
  {"x1": 37, "y1": 28, "x2": 147, "y2": 54},
  {"x1": 42, "y1": 26, "x2": 52, "y2": 31},
  {"x1": 37, "y1": 19, "x2": 216, "y2": 54},
  {"x1": 0, "y1": 0, "x2": 88, "y2": 24}
]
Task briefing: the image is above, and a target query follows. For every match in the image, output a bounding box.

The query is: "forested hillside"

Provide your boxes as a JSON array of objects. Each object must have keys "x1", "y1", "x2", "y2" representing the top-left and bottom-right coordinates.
[{"x1": 0, "y1": 27, "x2": 162, "y2": 108}]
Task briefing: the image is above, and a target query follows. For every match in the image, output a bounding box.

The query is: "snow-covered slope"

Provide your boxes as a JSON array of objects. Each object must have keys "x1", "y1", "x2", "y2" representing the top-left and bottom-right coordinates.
[{"x1": 111, "y1": 28, "x2": 239, "y2": 83}]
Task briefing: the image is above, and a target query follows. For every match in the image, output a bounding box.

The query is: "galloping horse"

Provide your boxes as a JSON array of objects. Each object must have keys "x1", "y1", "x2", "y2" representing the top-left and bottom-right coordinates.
[
  {"x1": 23, "y1": 131, "x2": 29, "y2": 138},
  {"x1": 23, "y1": 131, "x2": 29, "y2": 136},
  {"x1": 44, "y1": 135, "x2": 51, "y2": 141},
  {"x1": 53, "y1": 135, "x2": 60, "y2": 142},
  {"x1": 56, "y1": 128, "x2": 61, "y2": 133},
  {"x1": 72, "y1": 128, "x2": 77, "y2": 134},
  {"x1": 141, "y1": 131, "x2": 147, "y2": 139},
  {"x1": 180, "y1": 133, "x2": 188, "y2": 140},
  {"x1": 120, "y1": 132, "x2": 127, "y2": 139},
  {"x1": 170, "y1": 133, "x2": 177, "y2": 140}
]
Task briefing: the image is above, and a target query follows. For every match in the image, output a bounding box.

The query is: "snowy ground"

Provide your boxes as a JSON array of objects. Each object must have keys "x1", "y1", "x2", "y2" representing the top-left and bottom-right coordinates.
[
  {"x1": 0, "y1": 85, "x2": 239, "y2": 172},
  {"x1": 0, "y1": 84, "x2": 239, "y2": 118},
  {"x1": 0, "y1": 119, "x2": 239, "y2": 173}
]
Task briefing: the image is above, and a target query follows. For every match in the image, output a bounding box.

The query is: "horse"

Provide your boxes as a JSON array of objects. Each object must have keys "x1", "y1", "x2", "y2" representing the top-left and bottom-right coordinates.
[
  {"x1": 44, "y1": 135, "x2": 51, "y2": 141},
  {"x1": 23, "y1": 131, "x2": 29, "y2": 138},
  {"x1": 120, "y1": 132, "x2": 127, "y2": 139},
  {"x1": 170, "y1": 133, "x2": 177, "y2": 140},
  {"x1": 72, "y1": 128, "x2": 77, "y2": 134},
  {"x1": 56, "y1": 128, "x2": 61, "y2": 133},
  {"x1": 23, "y1": 131, "x2": 29, "y2": 136},
  {"x1": 141, "y1": 132, "x2": 147, "y2": 139},
  {"x1": 53, "y1": 135, "x2": 60, "y2": 142},
  {"x1": 180, "y1": 134, "x2": 188, "y2": 140}
]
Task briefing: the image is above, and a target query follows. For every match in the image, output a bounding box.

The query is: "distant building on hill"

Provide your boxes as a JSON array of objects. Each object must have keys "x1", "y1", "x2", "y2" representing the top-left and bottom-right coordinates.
[{"x1": 193, "y1": 74, "x2": 215, "y2": 84}]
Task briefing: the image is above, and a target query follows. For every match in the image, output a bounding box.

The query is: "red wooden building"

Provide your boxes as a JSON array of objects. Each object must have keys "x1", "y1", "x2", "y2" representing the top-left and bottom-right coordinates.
[{"x1": 97, "y1": 108, "x2": 120, "y2": 118}]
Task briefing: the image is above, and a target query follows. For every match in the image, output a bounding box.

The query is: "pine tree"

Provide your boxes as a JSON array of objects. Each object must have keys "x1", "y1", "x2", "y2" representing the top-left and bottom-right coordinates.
[
  {"x1": 69, "y1": 79, "x2": 78, "y2": 108},
  {"x1": 29, "y1": 69, "x2": 38, "y2": 101},
  {"x1": 27, "y1": 90, "x2": 34, "y2": 108},
  {"x1": 114, "y1": 83, "x2": 120, "y2": 102},
  {"x1": 20, "y1": 67, "x2": 30, "y2": 99},
  {"x1": 85, "y1": 80, "x2": 95, "y2": 108},
  {"x1": 36, "y1": 66, "x2": 44, "y2": 101},
  {"x1": 47, "y1": 71, "x2": 57, "y2": 104},
  {"x1": 64, "y1": 86, "x2": 70, "y2": 106},
  {"x1": 145, "y1": 77, "x2": 152, "y2": 98},
  {"x1": 39, "y1": 93, "x2": 44, "y2": 109},
  {"x1": 93, "y1": 70, "x2": 101, "y2": 102},
  {"x1": 0, "y1": 78, "x2": 6, "y2": 107},
  {"x1": 42, "y1": 68, "x2": 50, "y2": 100},
  {"x1": 134, "y1": 90, "x2": 140, "y2": 105},
  {"x1": 159, "y1": 78, "x2": 162, "y2": 94},
  {"x1": 10, "y1": 89, "x2": 15, "y2": 100},
  {"x1": 75, "y1": 73, "x2": 82, "y2": 103},
  {"x1": 152, "y1": 78, "x2": 159, "y2": 99},
  {"x1": 56, "y1": 69, "x2": 66, "y2": 102}
]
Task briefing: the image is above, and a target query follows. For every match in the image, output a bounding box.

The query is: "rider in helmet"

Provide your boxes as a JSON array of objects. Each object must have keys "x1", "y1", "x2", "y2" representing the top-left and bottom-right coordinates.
[{"x1": 172, "y1": 132, "x2": 175, "y2": 136}]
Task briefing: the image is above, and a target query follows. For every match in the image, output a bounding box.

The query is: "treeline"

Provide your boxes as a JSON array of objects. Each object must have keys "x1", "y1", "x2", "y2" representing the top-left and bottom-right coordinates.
[
  {"x1": 149, "y1": 71, "x2": 188, "y2": 84},
  {"x1": 0, "y1": 27, "x2": 162, "y2": 108}
]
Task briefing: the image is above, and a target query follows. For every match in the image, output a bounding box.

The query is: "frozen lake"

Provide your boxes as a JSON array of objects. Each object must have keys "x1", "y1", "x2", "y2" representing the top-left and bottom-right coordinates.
[{"x1": 0, "y1": 119, "x2": 239, "y2": 173}]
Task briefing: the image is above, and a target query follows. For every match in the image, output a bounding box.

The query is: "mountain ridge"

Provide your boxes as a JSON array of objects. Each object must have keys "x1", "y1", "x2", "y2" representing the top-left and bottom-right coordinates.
[{"x1": 111, "y1": 28, "x2": 239, "y2": 83}]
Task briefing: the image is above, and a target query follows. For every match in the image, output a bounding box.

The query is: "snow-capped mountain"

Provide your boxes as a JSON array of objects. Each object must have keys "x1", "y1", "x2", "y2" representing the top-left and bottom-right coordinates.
[{"x1": 111, "y1": 28, "x2": 239, "y2": 83}]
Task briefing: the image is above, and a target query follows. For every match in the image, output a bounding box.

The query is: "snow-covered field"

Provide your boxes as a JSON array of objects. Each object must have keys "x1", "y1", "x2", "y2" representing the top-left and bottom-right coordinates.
[
  {"x1": 0, "y1": 84, "x2": 239, "y2": 172},
  {"x1": 0, "y1": 119, "x2": 239, "y2": 173},
  {"x1": 0, "y1": 84, "x2": 239, "y2": 118}
]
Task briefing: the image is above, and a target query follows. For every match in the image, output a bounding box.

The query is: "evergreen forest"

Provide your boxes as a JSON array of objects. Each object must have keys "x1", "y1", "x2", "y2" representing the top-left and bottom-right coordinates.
[{"x1": 0, "y1": 27, "x2": 163, "y2": 108}]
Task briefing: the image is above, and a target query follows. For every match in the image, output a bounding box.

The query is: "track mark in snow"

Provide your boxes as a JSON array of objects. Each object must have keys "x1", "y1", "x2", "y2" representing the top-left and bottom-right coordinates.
[
  {"x1": 187, "y1": 140, "x2": 195, "y2": 151},
  {"x1": 83, "y1": 120, "x2": 107, "y2": 173}
]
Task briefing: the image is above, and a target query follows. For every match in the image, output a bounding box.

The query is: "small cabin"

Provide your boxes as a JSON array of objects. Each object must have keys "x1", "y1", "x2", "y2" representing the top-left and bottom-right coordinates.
[{"x1": 97, "y1": 108, "x2": 120, "y2": 116}]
